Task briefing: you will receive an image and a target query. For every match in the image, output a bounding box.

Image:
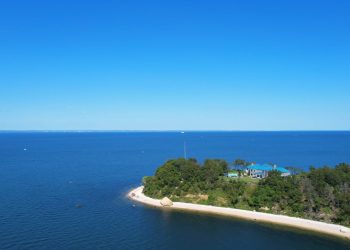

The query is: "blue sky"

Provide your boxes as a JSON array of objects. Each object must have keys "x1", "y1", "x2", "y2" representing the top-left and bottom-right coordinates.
[{"x1": 0, "y1": 0, "x2": 349, "y2": 130}]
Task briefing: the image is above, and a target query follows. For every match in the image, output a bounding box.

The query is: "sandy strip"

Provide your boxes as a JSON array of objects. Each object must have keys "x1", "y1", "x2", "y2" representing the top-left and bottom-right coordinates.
[{"x1": 128, "y1": 186, "x2": 350, "y2": 240}]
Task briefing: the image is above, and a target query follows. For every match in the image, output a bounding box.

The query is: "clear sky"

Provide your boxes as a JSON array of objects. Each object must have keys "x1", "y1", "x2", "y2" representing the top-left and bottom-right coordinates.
[{"x1": 1, "y1": 0, "x2": 349, "y2": 130}]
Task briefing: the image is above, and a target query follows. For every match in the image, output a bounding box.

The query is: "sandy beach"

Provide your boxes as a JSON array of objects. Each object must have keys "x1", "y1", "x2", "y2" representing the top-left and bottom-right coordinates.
[{"x1": 128, "y1": 186, "x2": 350, "y2": 241}]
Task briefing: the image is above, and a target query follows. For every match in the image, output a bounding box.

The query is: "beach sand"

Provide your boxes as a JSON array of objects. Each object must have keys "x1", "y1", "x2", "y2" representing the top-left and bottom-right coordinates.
[{"x1": 128, "y1": 186, "x2": 350, "y2": 241}]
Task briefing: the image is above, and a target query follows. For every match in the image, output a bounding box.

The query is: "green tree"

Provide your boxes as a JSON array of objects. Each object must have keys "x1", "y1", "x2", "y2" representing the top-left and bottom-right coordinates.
[{"x1": 202, "y1": 159, "x2": 228, "y2": 186}]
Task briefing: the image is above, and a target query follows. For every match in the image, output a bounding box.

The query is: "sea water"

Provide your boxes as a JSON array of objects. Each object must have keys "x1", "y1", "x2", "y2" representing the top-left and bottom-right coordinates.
[{"x1": 0, "y1": 131, "x2": 349, "y2": 249}]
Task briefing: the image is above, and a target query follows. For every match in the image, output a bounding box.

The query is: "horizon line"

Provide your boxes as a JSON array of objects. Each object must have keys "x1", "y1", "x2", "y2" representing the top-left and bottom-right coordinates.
[{"x1": 0, "y1": 129, "x2": 350, "y2": 133}]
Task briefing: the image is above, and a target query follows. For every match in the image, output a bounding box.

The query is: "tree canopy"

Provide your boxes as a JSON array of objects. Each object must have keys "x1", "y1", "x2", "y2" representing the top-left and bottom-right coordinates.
[{"x1": 143, "y1": 158, "x2": 350, "y2": 227}]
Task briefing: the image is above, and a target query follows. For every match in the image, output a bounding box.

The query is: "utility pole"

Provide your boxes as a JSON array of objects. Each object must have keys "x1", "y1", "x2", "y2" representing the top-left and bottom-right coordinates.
[{"x1": 184, "y1": 141, "x2": 187, "y2": 159}]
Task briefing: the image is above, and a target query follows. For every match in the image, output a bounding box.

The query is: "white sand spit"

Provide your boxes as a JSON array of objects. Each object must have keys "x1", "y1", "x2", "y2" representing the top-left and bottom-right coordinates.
[{"x1": 128, "y1": 186, "x2": 350, "y2": 240}]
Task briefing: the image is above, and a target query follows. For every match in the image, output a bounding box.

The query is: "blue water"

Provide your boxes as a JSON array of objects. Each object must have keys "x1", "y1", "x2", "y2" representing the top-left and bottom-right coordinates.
[{"x1": 0, "y1": 132, "x2": 350, "y2": 249}]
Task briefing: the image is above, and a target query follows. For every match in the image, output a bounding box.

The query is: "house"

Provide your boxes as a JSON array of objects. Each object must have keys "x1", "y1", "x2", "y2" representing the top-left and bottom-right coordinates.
[{"x1": 247, "y1": 164, "x2": 290, "y2": 178}]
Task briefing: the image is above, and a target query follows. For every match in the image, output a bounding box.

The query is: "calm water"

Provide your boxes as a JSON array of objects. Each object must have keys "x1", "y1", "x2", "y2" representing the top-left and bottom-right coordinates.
[{"x1": 0, "y1": 132, "x2": 350, "y2": 250}]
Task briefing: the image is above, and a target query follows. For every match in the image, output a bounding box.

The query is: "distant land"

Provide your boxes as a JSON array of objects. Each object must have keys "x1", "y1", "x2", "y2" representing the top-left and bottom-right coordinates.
[{"x1": 1, "y1": 130, "x2": 350, "y2": 133}]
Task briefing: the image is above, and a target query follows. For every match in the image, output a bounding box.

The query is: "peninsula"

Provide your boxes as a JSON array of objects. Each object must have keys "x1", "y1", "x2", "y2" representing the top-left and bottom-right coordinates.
[{"x1": 129, "y1": 158, "x2": 350, "y2": 240}]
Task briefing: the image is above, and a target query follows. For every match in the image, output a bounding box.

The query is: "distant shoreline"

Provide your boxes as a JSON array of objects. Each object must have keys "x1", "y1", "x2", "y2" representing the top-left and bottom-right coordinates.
[
  {"x1": 1, "y1": 130, "x2": 350, "y2": 133},
  {"x1": 128, "y1": 186, "x2": 350, "y2": 241}
]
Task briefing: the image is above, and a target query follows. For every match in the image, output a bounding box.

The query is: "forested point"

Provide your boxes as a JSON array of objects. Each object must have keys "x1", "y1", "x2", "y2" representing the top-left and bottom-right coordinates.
[{"x1": 143, "y1": 158, "x2": 350, "y2": 227}]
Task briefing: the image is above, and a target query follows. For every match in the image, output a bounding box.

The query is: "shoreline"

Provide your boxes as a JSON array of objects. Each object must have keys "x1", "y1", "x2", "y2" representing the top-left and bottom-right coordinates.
[{"x1": 128, "y1": 186, "x2": 350, "y2": 241}]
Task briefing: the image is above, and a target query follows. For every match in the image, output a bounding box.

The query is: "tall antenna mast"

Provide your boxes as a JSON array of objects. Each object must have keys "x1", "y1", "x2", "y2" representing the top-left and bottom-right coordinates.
[{"x1": 181, "y1": 131, "x2": 186, "y2": 159}]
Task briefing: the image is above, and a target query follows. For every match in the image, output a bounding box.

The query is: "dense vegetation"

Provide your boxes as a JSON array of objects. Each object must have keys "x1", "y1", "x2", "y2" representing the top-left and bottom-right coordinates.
[{"x1": 143, "y1": 158, "x2": 350, "y2": 226}]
